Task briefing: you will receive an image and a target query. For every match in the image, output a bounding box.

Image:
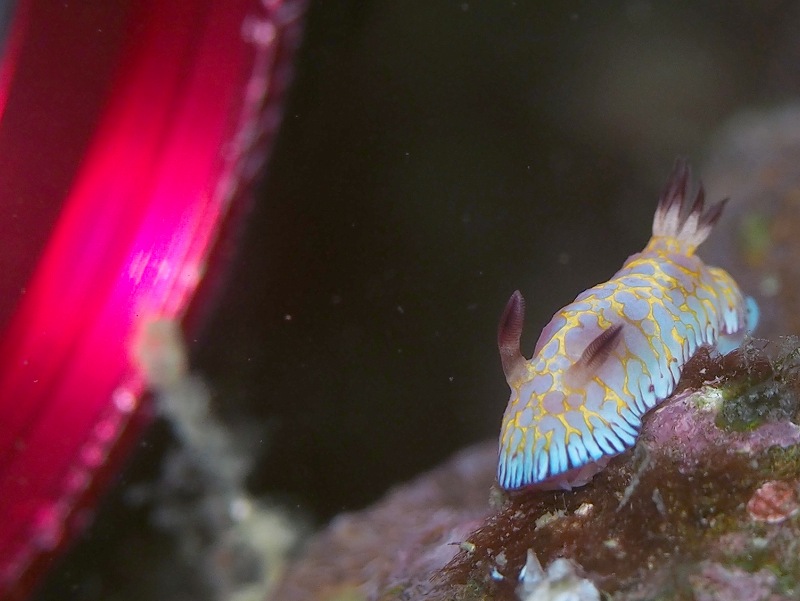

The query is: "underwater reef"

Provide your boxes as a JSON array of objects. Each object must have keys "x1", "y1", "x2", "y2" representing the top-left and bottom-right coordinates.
[
  {"x1": 272, "y1": 339, "x2": 800, "y2": 601},
  {"x1": 271, "y1": 106, "x2": 800, "y2": 601}
]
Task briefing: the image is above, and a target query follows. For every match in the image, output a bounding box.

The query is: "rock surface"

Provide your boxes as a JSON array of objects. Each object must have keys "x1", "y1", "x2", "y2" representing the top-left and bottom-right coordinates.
[{"x1": 272, "y1": 341, "x2": 800, "y2": 601}]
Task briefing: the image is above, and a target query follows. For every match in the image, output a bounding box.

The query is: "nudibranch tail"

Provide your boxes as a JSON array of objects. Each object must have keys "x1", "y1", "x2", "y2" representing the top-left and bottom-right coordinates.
[{"x1": 496, "y1": 160, "x2": 758, "y2": 491}]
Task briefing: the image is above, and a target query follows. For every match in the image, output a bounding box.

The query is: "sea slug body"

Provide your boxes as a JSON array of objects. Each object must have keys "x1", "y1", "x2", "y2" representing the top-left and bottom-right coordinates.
[{"x1": 496, "y1": 160, "x2": 759, "y2": 491}]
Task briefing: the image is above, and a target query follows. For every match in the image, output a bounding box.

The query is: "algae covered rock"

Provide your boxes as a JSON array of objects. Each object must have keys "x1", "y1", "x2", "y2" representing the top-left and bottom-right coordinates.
[{"x1": 272, "y1": 340, "x2": 800, "y2": 601}]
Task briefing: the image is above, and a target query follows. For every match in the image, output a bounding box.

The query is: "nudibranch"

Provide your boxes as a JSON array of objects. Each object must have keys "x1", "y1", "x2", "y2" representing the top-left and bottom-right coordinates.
[{"x1": 496, "y1": 160, "x2": 759, "y2": 491}]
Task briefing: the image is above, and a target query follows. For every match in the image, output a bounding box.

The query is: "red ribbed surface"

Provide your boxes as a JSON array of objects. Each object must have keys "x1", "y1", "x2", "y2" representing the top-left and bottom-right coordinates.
[{"x1": 0, "y1": 1, "x2": 304, "y2": 598}]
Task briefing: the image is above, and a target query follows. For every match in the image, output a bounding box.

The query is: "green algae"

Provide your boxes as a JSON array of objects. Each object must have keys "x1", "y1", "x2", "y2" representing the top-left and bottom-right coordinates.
[
  {"x1": 715, "y1": 339, "x2": 800, "y2": 432},
  {"x1": 740, "y1": 212, "x2": 772, "y2": 266},
  {"x1": 717, "y1": 378, "x2": 788, "y2": 431},
  {"x1": 758, "y1": 444, "x2": 800, "y2": 480}
]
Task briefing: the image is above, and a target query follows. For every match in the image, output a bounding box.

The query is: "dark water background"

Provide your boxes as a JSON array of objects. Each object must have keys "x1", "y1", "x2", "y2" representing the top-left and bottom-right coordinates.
[{"x1": 36, "y1": 1, "x2": 800, "y2": 599}]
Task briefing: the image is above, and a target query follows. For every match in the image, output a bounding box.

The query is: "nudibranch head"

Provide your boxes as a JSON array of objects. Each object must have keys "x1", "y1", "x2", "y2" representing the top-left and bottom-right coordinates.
[{"x1": 497, "y1": 292, "x2": 634, "y2": 490}]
